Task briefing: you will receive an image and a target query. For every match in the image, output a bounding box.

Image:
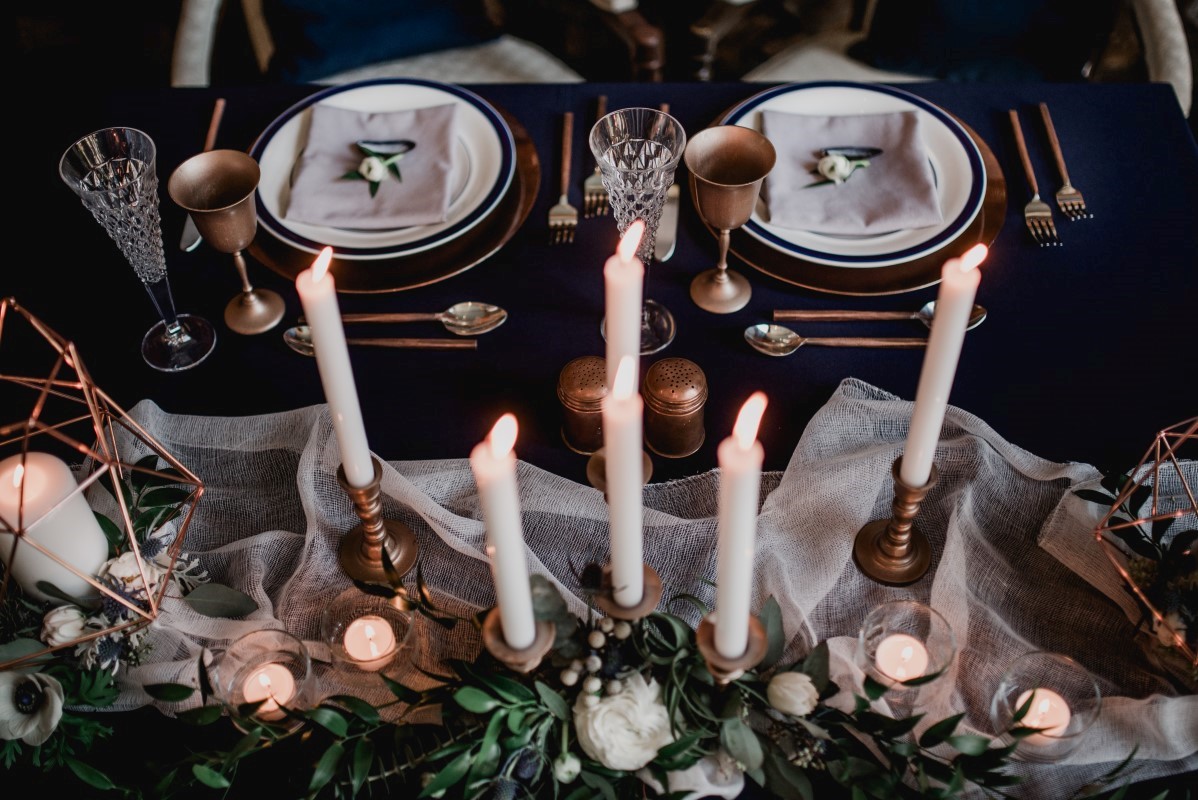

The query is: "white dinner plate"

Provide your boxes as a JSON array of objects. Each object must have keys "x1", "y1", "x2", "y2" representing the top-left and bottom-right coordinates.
[
  {"x1": 250, "y1": 78, "x2": 515, "y2": 261},
  {"x1": 719, "y1": 82, "x2": 986, "y2": 268}
]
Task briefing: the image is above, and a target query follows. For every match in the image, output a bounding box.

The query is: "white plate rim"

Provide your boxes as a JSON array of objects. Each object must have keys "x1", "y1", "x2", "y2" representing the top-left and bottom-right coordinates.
[
  {"x1": 249, "y1": 78, "x2": 515, "y2": 261},
  {"x1": 720, "y1": 81, "x2": 986, "y2": 268}
]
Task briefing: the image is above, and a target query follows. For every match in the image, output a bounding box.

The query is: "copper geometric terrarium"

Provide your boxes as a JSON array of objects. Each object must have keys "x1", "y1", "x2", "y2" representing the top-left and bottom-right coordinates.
[
  {"x1": 0, "y1": 296, "x2": 204, "y2": 670},
  {"x1": 1092, "y1": 417, "x2": 1198, "y2": 670}
]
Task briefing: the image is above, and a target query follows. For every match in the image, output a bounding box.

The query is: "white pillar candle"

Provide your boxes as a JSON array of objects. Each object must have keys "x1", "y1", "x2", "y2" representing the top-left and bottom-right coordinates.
[
  {"x1": 603, "y1": 356, "x2": 644, "y2": 607},
  {"x1": 875, "y1": 633, "x2": 930, "y2": 682},
  {"x1": 1016, "y1": 687, "x2": 1072, "y2": 745},
  {"x1": 604, "y1": 220, "x2": 645, "y2": 388},
  {"x1": 715, "y1": 392, "x2": 768, "y2": 659},
  {"x1": 469, "y1": 414, "x2": 536, "y2": 650},
  {"x1": 0, "y1": 452, "x2": 108, "y2": 603},
  {"x1": 295, "y1": 247, "x2": 375, "y2": 488},
  {"x1": 342, "y1": 615, "x2": 398, "y2": 672},
  {"x1": 900, "y1": 244, "x2": 988, "y2": 488},
  {"x1": 242, "y1": 663, "x2": 297, "y2": 721}
]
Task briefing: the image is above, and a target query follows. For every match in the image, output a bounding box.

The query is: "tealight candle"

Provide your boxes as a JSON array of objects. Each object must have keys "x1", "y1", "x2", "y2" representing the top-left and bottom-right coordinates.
[
  {"x1": 603, "y1": 355, "x2": 644, "y2": 607},
  {"x1": 0, "y1": 452, "x2": 108, "y2": 603},
  {"x1": 469, "y1": 414, "x2": 536, "y2": 650},
  {"x1": 1016, "y1": 688, "x2": 1072, "y2": 745},
  {"x1": 342, "y1": 615, "x2": 398, "y2": 672},
  {"x1": 603, "y1": 220, "x2": 645, "y2": 387},
  {"x1": 242, "y1": 663, "x2": 296, "y2": 721},
  {"x1": 295, "y1": 247, "x2": 375, "y2": 489},
  {"x1": 900, "y1": 244, "x2": 987, "y2": 488},
  {"x1": 714, "y1": 392, "x2": 768, "y2": 659},
  {"x1": 875, "y1": 633, "x2": 930, "y2": 682}
]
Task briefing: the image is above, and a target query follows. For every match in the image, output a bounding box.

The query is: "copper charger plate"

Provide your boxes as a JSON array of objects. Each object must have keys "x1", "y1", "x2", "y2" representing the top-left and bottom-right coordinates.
[
  {"x1": 248, "y1": 106, "x2": 540, "y2": 293},
  {"x1": 708, "y1": 118, "x2": 1005, "y2": 296}
]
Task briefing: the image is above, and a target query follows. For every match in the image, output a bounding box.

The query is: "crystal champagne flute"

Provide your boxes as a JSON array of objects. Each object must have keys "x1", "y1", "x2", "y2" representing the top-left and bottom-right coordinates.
[{"x1": 59, "y1": 127, "x2": 216, "y2": 372}]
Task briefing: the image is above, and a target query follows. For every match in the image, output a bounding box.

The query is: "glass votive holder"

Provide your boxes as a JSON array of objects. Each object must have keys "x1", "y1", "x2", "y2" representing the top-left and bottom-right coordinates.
[
  {"x1": 320, "y1": 588, "x2": 414, "y2": 675},
  {"x1": 208, "y1": 628, "x2": 315, "y2": 733},
  {"x1": 856, "y1": 600, "x2": 957, "y2": 693},
  {"x1": 988, "y1": 651, "x2": 1102, "y2": 763}
]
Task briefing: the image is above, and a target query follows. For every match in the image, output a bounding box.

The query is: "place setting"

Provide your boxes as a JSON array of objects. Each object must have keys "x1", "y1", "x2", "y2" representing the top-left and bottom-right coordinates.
[
  {"x1": 706, "y1": 81, "x2": 1007, "y2": 296},
  {"x1": 245, "y1": 78, "x2": 541, "y2": 293}
]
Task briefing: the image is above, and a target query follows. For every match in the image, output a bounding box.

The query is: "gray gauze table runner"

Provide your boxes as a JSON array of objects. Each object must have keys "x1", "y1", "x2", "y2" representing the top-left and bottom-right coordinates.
[
  {"x1": 93, "y1": 378, "x2": 1196, "y2": 797},
  {"x1": 761, "y1": 110, "x2": 944, "y2": 235}
]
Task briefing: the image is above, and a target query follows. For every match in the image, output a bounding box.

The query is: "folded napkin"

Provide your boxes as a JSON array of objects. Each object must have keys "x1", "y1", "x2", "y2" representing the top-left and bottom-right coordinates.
[
  {"x1": 760, "y1": 109, "x2": 943, "y2": 235},
  {"x1": 285, "y1": 102, "x2": 459, "y2": 230}
]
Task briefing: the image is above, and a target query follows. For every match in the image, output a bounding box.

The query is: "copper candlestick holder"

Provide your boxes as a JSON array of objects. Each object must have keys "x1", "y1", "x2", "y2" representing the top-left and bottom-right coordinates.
[
  {"x1": 853, "y1": 456, "x2": 939, "y2": 586},
  {"x1": 481, "y1": 607, "x2": 556, "y2": 673},
  {"x1": 336, "y1": 457, "x2": 418, "y2": 585},
  {"x1": 592, "y1": 564, "x2": 664, "y2": 620},
  {"x1": 696, "y1": 613, "x2": 769, "y2": 684}
]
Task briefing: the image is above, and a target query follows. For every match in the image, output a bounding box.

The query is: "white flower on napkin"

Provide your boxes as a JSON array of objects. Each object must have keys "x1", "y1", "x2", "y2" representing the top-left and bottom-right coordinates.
[{"x1": 358, "y1": 155, "x2": 388, "y2": 183}]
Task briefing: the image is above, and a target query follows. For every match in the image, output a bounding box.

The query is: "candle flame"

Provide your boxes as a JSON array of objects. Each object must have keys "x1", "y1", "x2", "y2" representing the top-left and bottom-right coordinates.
[
  {"x1": 732, "y1": 391, "x2": 768, "y2": 450},
  {"x1": 313, "y1": 247, "x2": 334, "y2": 281},
  {"x1": 1036, "y1": 698, "x2": 1051, "y2": 718},
  {"x1": 618, "y1": 220, "x2": 645, "y2": 262},
  {"x1": 900, "y1": 645, "x2": 914, "y2": 662},
  {"x1": 257, "y1": 672, "x2": 272, "y2": 689},
  {"x1": 612, "y1": 356, "x2": 637, "y2": 400},
  {"x1": 489, "y1": 413, "x2": 518, "y2": 459},
  {"x1": 960, "y1": 243, "x2": 987, "y2": 271},
  {"x1": 11, "y1": 464, "x2": 22, "y2": 489}
]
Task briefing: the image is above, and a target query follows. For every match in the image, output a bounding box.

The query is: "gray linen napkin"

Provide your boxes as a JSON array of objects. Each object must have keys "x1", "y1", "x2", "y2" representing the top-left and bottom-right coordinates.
[
  {"x1": 760, "y1": 109, "x2": 942, "y2": 235},
  {"x1": 284, "y1": 102, "x2": 458, "y2": 230}
]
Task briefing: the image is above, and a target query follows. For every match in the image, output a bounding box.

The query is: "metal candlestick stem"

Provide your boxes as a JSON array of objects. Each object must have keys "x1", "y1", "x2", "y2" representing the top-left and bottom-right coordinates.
[
  {"x1": 592, "y1": 564, "x2": 664, "y2": 620},
  {"x1": 696, "y1": 614, "x2": 769, "y2": 684},
  {"x1": 853, "y1": 457, "x2": 939, "y2": 586},
  {"x1": 481, "y1": 608, "x2": 556, "y2": 673},
  {"x1": 336, "y1": 458, "x2": 418, "y2": 585}
]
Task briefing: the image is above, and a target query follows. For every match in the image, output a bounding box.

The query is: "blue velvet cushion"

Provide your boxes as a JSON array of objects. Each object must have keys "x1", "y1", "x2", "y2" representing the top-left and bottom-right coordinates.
[
  {"x1": 849, "y1": 0, "x2": 1119, "y2": 82},
  {"x1": 263, "y1": 0, "x2": 502, "y2": 82}
]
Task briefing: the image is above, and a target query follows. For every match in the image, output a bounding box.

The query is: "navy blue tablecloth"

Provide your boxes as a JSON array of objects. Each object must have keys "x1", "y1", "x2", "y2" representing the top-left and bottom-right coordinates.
[{"x1": 9, "y1": 80, "x2": 1196, "y2": 486}]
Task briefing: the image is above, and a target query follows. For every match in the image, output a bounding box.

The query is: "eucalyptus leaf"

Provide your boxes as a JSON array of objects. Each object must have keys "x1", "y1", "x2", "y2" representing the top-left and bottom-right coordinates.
[
  {"x1": 947, "y1": 733, "x2": 991, "y2": 756},
  {"x1": 307, "y1": 706, "x2": 350, "y2": 737},
  {"x1": 719, "y1": 716, "x2": 763, "y2": 771},
  {"x1": 580, "y1": 771, "x2": 618, "y2": 800},
  {"x1": 759, "y1": 596, "x2": 785, "y2": 669},
  {"x1": 800, "y1": 640, "x2": 831, "y2": 694},
  {"x1": 382, "y1": 674, "x2": 422, "y2": 704},
  {"x1": 94, "y1": 511, "x2": 125, "y2": 556},
  {"x1": 327, "y1": 694, "x2": 381, "y2": 725},
  {"x1": 182, "y1": 583, "x2": 258, "y2": 618},
  {"x1": 418, "y1": 748, "x2": 473, "y2": 798},
  {"x1": 454, "y1": 686, "x2": 500, "y2": 714},
  {"x1": 192, "y1": 763, "x2": 231, "y2": 789},
  {"x1": 176, "y1": 705, "x2": 224, "y2": 726},
  {"x1": 309, "y1": 741, "x2": 345, "y2": 794},
  {"x1": 1074, "y1": 488, "x2": 1116, "y2": 506},
  {"x1": 138, "y1": 486, "x2": 191, "y2": 508},
  {"x1": 862, "y1": 675, "x2": 888, "y2": 701},
  {"x1": 143, "y1": 682, "x2": 195, "y2": 702},
  {"x1": 919, "y1": 712, "x2": 965, "y2": 748},
  {"x1": 0, "y1": 638, "x2": 53, "y2": 670},
  {"x1": 762, "y1": 745, "x2": 814, "y2": 800},
  {"x1": 535, "y1": 680, "x2": 569, "y2": 721},
  {"x1": 352, "y1": 579, "x2": 397, "y2": 599},
  {"x1": 351, "y1": 737, "x2": 375, "y2": 795},
  {"x1": 65, "y1": 756, "x2": 116, "y2": 790},
  {"x1": 35, "y1": 581, "x2": 93, "y2": 609}
]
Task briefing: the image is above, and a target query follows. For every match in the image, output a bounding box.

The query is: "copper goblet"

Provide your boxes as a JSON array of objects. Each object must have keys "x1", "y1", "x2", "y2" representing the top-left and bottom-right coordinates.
[
  {"x1": 168, "y1": 150, "x2": 285, "y2": 335},
  {"x1": 684, "y1": 126, "x2": 776, "y2": 314}
]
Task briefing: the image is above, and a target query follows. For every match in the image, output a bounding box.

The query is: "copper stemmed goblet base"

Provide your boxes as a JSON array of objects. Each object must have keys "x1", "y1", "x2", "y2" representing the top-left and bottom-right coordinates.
[
  {"x1": 684, "y1": 125, "x2": 777, "y2": 314},
  {"x1": 168, "y1": 149, "x2": 285, "y2": 335}
]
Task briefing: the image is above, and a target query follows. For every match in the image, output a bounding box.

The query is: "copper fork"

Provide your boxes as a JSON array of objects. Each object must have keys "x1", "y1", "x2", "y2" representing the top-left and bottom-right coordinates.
[
  {"x1": 583, "y1": 95, "x2": 609, "y2": 217},
  {"x1": 1039, "y1": 102, "x2": 1091, "y2": 221},
  {"x1": 1008, "y1": 109, "x2": 1060, "y2": 247},
  {"x1": 549, "y1": 111, "x2": 578, "y2": 244}
]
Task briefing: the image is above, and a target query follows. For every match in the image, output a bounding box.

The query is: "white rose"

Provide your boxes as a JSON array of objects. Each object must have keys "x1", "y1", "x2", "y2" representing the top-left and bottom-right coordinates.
[
  {"x1": 573, "y1": 672, "x2": 674, "y2": 771},
  {"x1": 817, "y1": 154, "x2": 854, "y2": 184},
  {"x1": 359, "y1": 156, "x2": 388, "y2": 183},
  {"x1": 0, "y1": 671, "x2": 64, "y2": 746},
  {"x1": 767, "y1": 671, "x2": 819, "y2": 717},
  {"x1": 41, "y1": 605, "x2": 88, "y2": 647},
  {"x1": 553, "y1": 752, "x2": 581, "y2": 783},
  {"x1": 638, "y1": 750, "x2": 745, "y2": 800},
  {"x1": 99, "y1": 550, "x2": 166, "y2": 597}
]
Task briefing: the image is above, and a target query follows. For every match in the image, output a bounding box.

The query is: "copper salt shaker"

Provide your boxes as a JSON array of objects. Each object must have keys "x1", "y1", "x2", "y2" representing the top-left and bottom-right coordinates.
[
  {"x1": 557, "y1": 355, "x2": 608, "y2": 455},
  {"x1": 643, "y1": 357, "x2": 707, "y2": 458}
]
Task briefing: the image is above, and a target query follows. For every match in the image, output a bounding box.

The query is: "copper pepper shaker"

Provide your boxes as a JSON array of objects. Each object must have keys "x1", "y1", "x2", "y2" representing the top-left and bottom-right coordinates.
[
  {"x1": 643, "y1": 357, "x2": 707, "y2": 458},
  {"x1": 557, "y1": 355, "x2": 608, "y2": 455}
]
